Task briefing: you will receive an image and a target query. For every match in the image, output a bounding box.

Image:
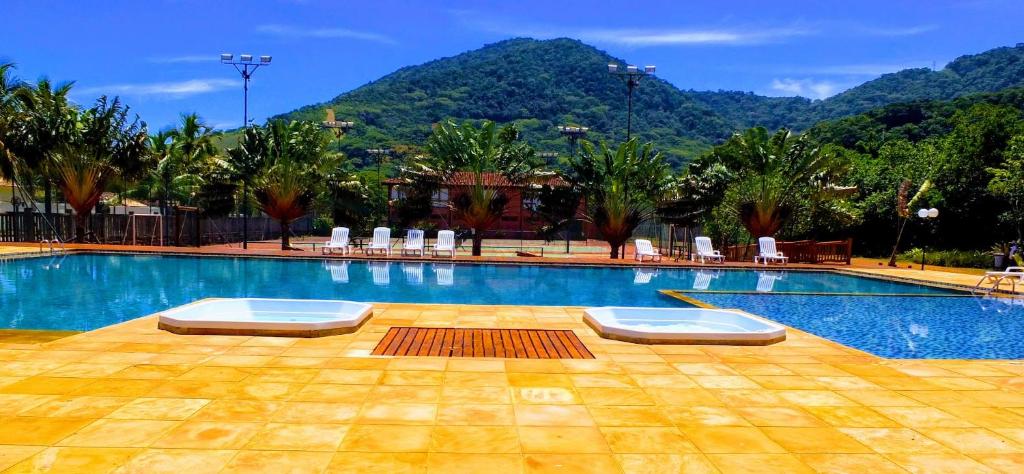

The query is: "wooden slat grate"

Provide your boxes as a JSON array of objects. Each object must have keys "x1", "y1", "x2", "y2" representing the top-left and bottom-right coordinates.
[{"x1": 371, "y1": 327, "x2": 594, "y2": 359}]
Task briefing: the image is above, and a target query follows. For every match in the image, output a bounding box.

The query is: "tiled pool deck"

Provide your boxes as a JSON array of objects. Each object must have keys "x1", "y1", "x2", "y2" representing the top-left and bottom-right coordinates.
[{"x1": 2, "y1": 303, "x2": 1024, "y2": 473}]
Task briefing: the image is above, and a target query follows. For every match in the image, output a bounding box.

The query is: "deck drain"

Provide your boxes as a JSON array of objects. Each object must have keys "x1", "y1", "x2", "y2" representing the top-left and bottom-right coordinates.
[{"x1": 371, "y1": 327, "x2": 594, "y2": 359}]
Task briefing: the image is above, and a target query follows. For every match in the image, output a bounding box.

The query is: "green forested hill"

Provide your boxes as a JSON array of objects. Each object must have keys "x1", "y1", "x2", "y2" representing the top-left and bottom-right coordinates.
[{"x1": 271, "y1": 39, "x2": 1024, "y2": 167}]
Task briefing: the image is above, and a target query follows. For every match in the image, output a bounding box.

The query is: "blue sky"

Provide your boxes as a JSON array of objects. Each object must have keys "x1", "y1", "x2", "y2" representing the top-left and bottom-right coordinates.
[{"x1": 3, "y1": 0, "x2": 1021, "y2": 131}]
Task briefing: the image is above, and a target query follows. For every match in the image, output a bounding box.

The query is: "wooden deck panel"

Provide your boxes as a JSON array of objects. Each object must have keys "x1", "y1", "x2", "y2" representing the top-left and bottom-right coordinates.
[{"x1": 372, "y1": 327, "x2": 594, "y2": 359}]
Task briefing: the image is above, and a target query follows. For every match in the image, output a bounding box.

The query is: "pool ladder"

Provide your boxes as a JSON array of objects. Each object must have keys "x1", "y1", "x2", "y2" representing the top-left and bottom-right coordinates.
[{"x1": 972, "y1": 274, "x2": 1020, "y2": 297}]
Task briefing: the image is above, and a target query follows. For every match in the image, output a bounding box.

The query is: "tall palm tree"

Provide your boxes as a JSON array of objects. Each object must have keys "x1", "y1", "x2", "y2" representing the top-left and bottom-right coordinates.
[
  {"x1": 16, "y1": 78, "x2": 77, "y2": 214},
  {"x1": 420, "y1": 120, "x2": 538, "y2": 256},
  {"x1": 0, "y1": 63, "x2": 23, "y2": 186},
  {"x1": 714, "y1": 128, "x2": 853, "y2": 238},
  {"x1": 53, "y1": 97, "x2": 149, "y2": 242},
  {"x1": 569, "y1": 139, "x2": 671, "y2": 259},
  {"x1": 250, "y1": 120, "x2": 338, "y2": 250}
]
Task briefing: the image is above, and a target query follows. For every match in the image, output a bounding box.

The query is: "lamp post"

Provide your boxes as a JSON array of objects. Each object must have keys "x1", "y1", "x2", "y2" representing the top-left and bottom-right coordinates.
[
  {"x1": 607, "y1": 63, "x2": 655, "y2": 141},
  {"x1": 917, "y1": 207, "x2": 939, "y2": 270},
  {"x1": 557, "y1": 125, "x2": 588, "y2": 159},
  {"x1": 221, "y1": 53, "x2": 271, "y2": 250},
  {"x1": 367, "y1": 148, "x2": 393, "y2": 226}
]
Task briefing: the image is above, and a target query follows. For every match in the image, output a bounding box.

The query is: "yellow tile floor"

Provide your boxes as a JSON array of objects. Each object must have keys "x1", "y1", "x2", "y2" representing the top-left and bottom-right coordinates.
[{"x1": 1, "y1": 303, "x2": 1023, "y2": 473}]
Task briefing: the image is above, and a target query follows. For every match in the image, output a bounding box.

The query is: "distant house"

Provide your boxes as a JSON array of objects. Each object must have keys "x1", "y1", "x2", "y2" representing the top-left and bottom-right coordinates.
[{"x1": 383, "y1": 172, "x2": 584, "y2": 238}]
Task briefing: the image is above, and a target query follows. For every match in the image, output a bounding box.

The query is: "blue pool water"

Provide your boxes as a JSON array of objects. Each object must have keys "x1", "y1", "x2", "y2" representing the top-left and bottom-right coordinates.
[{"x1": 2, "y1": 253, "x2": 1020, "y2": 359}]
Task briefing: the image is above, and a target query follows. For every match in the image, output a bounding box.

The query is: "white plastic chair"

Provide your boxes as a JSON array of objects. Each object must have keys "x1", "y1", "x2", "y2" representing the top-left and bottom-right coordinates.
[
  {"x1": 693, "y1": 236, "x2": 725, "y2": 264},
  {"x1": 756, "y1": 271, "x2": 784, "y2": 292},
  {"x1": 634, "y1": 239, "x2": 662, "y2": 262},
  {"x1": 692, "y1": 269, "x2": 719, "y2": 290},
  {"x1": 366, "y1": 227, "x2": 392, "y2": 256},
  {"x1": 633, "y1": 267, "x2": 658, "y2": 284},
  {"x1": 324, "y1": 260, "x2": 349, "y2": 283},
  {"x1": 403, "y1": 262, "x2": 424, "y2": 285},
  {"x1": 402, "y1": 229, "x2": 425, "y2": 257},
  {"x1": 754, "y1": 237, "x2": 789, "y2": 265},
  {"x1": 434, "y1": 263, "x2": 455, "y2": 286},
  {"x1": 433, "y1": 230, "x2": 456, "y2": 258},
  {"x1": 322, "y1": 227, "x2": 352, "y2": 255},
  {"x1": 369, "y1": 261, "x2": 391, "y2": 286}
]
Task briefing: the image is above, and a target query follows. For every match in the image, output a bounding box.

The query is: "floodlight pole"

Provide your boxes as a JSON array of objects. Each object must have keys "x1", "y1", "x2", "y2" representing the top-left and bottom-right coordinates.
[
  {"x1": 608, "y1": 64, "x2": 655, "y2": 141},
  {"x1": 221, "y1": 53, "x2": 272, "y2": 250},
  {"x1": 367, "y1": 148, "x2": 393, "y2": 226},
  {"x1": 917, "y1": 208, "x2": 939, "y2": 271}
]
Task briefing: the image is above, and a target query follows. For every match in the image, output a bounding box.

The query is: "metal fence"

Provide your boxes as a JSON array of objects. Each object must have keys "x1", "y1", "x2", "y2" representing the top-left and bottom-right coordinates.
[{"x1": 0, "y1": 211, "x2": 313, "y2": 246}]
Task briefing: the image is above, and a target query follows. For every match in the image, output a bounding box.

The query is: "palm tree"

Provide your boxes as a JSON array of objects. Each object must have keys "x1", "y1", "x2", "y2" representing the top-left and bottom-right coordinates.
[
  {"x1": 713, "y1": 128, "x2": 853, "y2": 238},
  {"x1": 53, "y1": 97, "x2": 149, "y2": 242},
  {"x1": 250, "y1": 120, "x2": 338, "y2": 250},
  {"x1": 569, "y1": 139, "x2": 671, "y2": 259},
  {"x1": 420, "y1": 120, "x2": 538, "y2": 256},
  {"x1": 16, "y1": 78, "x2": 77, "y2": 214},
  {"x1": 0, "y1": 63, "x2": 23, "y2": 187}
]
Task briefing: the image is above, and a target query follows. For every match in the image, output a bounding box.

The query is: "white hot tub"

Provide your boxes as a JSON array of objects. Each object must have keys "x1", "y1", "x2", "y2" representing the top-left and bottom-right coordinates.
[
  {"x1": 158, "y1": 298, "x2": 373, "y2": 337},
  {"x1": 583, "y1": 307, "x2": 786, "y2": 345}
]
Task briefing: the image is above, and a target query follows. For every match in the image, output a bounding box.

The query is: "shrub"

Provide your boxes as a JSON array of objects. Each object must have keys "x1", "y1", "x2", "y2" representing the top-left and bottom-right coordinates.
[{"x1": 898, "y1": 248, "x2": 992, "y2": 269}]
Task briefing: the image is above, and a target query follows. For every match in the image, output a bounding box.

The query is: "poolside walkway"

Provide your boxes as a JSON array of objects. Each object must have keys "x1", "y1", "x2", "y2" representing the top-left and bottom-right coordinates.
[{"x1": 2, "y1": 303, "x2": 1023, "y2": 473}]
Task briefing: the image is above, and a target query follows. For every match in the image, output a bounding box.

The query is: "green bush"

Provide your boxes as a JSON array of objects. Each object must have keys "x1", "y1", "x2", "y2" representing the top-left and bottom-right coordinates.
[{"x1": 898, "y1": 248, "x2": 993, "y2": 269}]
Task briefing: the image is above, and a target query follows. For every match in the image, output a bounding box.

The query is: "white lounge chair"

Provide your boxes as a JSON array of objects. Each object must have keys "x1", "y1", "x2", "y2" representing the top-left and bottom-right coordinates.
[
  {"x1": 756, "y1": 271, "x2": 785, "y2": 292},
  {"x1": 322, "y1": 227, "x2": 352, "y2": 255},
  {"x1": 754, "y1": 237, "x2": 789, "y2": 265},
  {"x1": 369, "y1": 261, "x2": 390, "y2": 286},
  {"x1": 324, "y1": 260, "x2": 349, "y2": 283},
  {"x1": 434, "y1": 263, "x2": 454, "y2": 286},
  {"x1": 366, "y1": 227, "x2": 392, "y2": 256},
  {"x1": 692, "y1": 269, "x2": 720, "y2": 290},
  {"x1": 634, "y1": 239, "x2": 662, "y2": 262},
  {"x1": 433, "y1": 230, "x2": 456, "y2": 258},
  {"x1": 633, "y1": 267, "x2": 658, "y2": 284},
  {"x1": 693, "y1": 236, "x2": 725, "y2": 264},
  {"x1": 403, "y1": 262, "x2": 424, "y2": 285},
  {"x1": 975, "y1": 266, "x2": 1024, "y2": 292},
  {"x1": 401, "y1": 229, "x2": 425, "y2": 257}
]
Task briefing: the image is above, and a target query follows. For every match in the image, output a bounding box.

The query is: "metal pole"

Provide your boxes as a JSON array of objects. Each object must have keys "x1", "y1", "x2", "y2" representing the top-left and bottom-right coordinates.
[
  {"x1": 626, "y1": 79, "x2": 635, "y2": 141},
  {"x1": 242, "y1": 67, "x2": 250, "y2": 250}
]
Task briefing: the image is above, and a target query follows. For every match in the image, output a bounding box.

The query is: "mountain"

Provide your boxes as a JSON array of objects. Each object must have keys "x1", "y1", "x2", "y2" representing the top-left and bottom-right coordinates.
[{"x1": 272, "y1": 39, "x2": 1024, "y2": 167}]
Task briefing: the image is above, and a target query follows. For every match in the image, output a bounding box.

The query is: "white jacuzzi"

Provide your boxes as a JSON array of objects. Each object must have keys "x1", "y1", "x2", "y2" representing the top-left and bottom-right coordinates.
[
  {"x1": 583, "y1": 307, "x2": 786, "y2": 345},
  {"x1": 158, "y1": 298, "x2": 373, "y2": 337}
]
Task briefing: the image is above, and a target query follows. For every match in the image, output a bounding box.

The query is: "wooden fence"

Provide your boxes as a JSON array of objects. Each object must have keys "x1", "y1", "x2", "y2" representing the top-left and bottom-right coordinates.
[
  {"x1": 0, "y1": 211, "x2": 313, "y2": 246},
  {"x1": 724, "y1": 238, "x2": 853, "y2": 264}
]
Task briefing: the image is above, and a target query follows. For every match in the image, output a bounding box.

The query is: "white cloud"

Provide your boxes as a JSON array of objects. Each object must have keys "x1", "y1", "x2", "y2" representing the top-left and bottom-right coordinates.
[
  {"x1": 256, "y1": 24, "x2": 396, "y2": 44},
  {"x1": 76, "y1": 78, "x2": 240, "y2": 98},
  {"x1": 857, "y1": 24, "x2": 938, "y2": 37},
  {"x1": 450, "y1": 11, "x2": 812, "y2": 47},
  {"x1": 769, "y1": 78, "x2": 844, "y2": 99},
  {"x1": 147, "y1": 55, "x2": 218, "y2": 64}
]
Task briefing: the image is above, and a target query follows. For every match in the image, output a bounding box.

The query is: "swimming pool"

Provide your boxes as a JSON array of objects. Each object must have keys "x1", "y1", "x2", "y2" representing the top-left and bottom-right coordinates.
[{"x1": 2, "y1": 253, "x2": 1019, "y2": 359}]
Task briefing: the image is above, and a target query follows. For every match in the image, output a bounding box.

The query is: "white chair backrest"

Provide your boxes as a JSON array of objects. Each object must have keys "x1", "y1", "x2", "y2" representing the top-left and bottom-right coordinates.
[
  {"x1": 369, "y1": 261, "x2": 390, "y2": 285},
  {"x1": 434, "y1": 264, "x2": 454, "y2": 286},
  {"x1": 634, "y1": 267, "x2": 657, "y2": 284},
  {"x1": 693, "y1": 271, "x2": 713, "y2": 290},
  {"x1": 372, "y1": 227, "x2": 391, "y2": 247},
  {"x1": 758, "y1": 237, "x2": 778, "y2": 256},
  {"x1": 403, "y1": 262, "x2": 424, "y2": 284},
  {"x1": 436, "y1": 230, "x2": 455, "y2": 249},
  {"x1": 695, "y1": 236, "x2": 714, "y2": 255},
  {"x1": 325, "y1": 260, "x2": 349, "y2": 283},
  {"x1": 330, "y1": 227, "x2": 349, "y2": 245},
  {"x1": 406, "y1": 229, "x2": 424, "y2": 246},
  {"x1": 635, "y1": 239, "x2": 654, "y2": 255}
]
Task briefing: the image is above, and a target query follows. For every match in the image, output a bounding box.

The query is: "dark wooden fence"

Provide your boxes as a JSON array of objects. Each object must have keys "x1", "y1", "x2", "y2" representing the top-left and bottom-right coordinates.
[
  {"x1": 725, "y1": 238, "x2": 853, "y2": 264},
  {"x1": 0, "y1": 211, "x2": 313, "y2": 246}
]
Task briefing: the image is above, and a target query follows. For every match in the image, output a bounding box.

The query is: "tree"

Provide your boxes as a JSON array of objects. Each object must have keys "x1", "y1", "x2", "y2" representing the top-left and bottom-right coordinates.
[
  {"x1": 692, "y1": 127, "x2": 854, "y2": 239},
  {"x1": 988, "y1": 135, "x2": 1024, "y2": 242},
  {"x1": 250, "y1": 120, "x2": 339, "y2": 250},
  {"x1": 0, "y1": 63, "x2": 23, "y2": 185},
  {"x1": 569, "y1": 139, "x2": 671, "y2": 258},
  {"x1": 16, "y1": 78, "x2": 77, "y2": 214},
  {"x1": 420, "y1": 120, "x2": 538, "y2": 256},
  {"x1": 532, "y1": 181, "x2": 581, "y2": 243},
  {"x1": 52, "y1": 97, "x2": 149, "y2": 241}
]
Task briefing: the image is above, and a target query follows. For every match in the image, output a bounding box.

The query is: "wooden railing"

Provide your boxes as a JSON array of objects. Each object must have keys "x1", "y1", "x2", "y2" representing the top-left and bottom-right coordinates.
[{"x1": 725, "y1": 238, "x2": 852, "y2": 264}]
